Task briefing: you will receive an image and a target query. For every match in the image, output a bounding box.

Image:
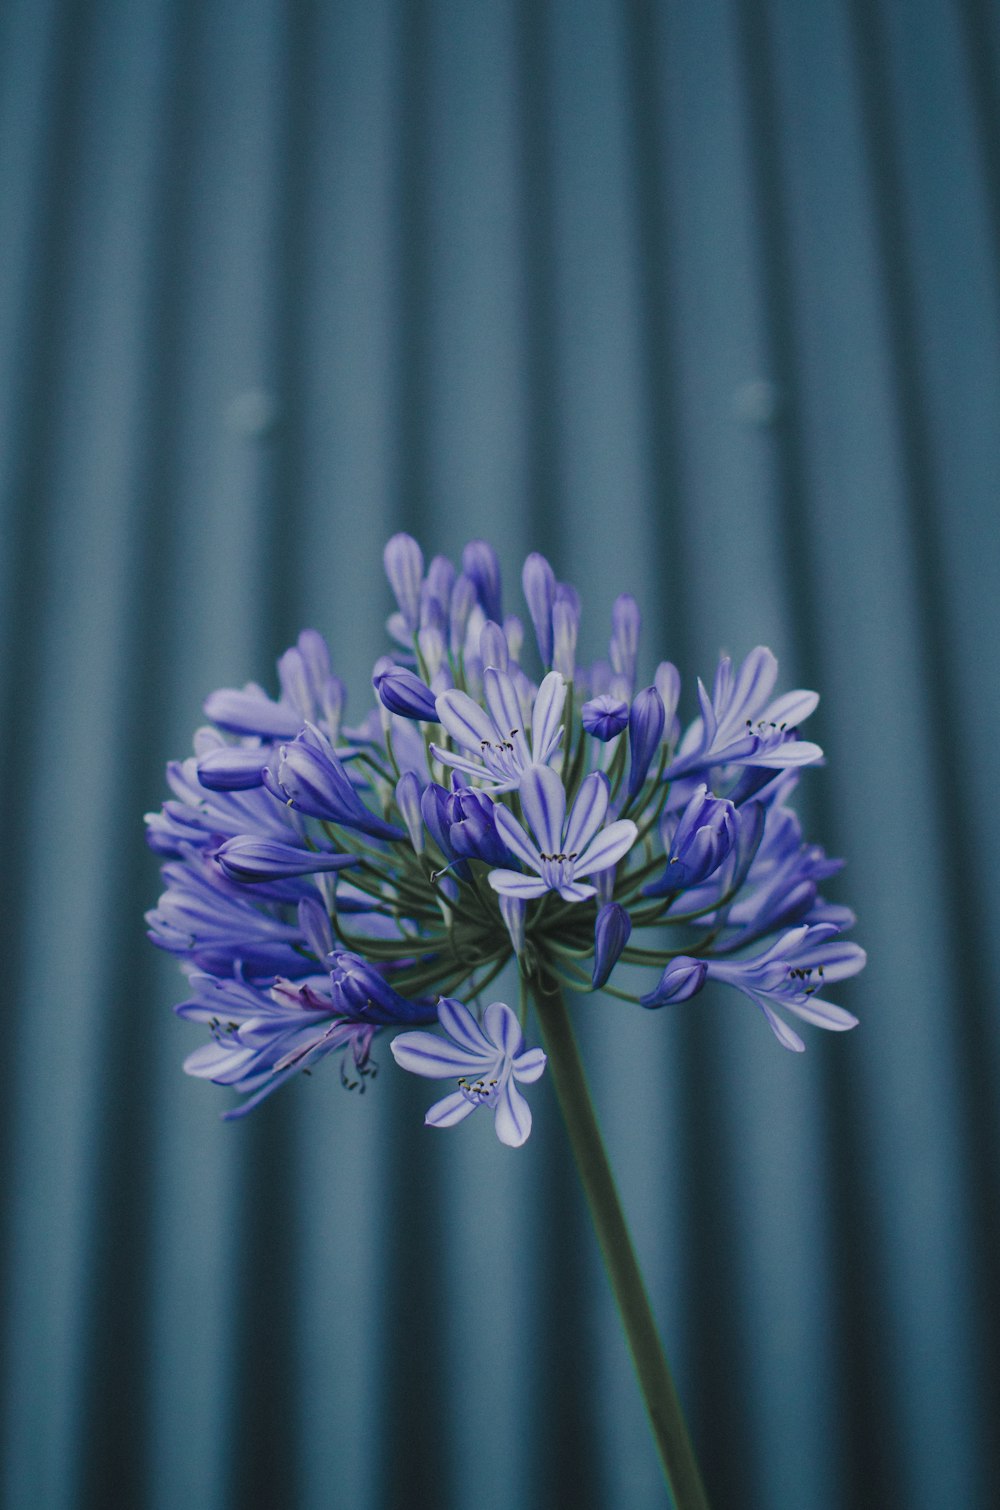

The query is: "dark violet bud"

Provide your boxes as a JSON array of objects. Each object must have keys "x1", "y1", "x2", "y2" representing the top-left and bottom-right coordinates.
[
  {"x1": 552, "y1": 588, "x2": 579, "y2": 682},
  {"x1": 592, "y1": 902, "x2": 632, "y2": 989},
  {"x1": 610, "y1": 595, "x2": 641, "y2": 689},
  {"x1": 644, "y1": 784, "x2": 737, "y2": 896},
  {"x1": 196, "y1": 744, "x2": 268, "y2": 791},
  {"x1": 479, "y1": 619, "x2": 510, "y2": 672},
  {"x1": 328, "y1": 950, "x2": 431, "y2": 1025},
  {"x1": 626, "y1": 686, "x2": 666, "y2": 801},
  {"x1": 420, "y1": 782, "x2": 454, "y2": 857},
  {"x1": 216, "y1": 836, "x2": 358, "y2": 883},
  {"x1": 373, "y1": 665, "x2": 439, "y2": 721},
  {"x1": 449, "y1": 573, "x2": 476, "y2": 655},
  {"x1": 640, "y1": 957, "x2": 708, "y2": 1008},
  {"x1": 395, "y1": 771, "x2": 425, "y2": 853},
  {"x1": 445, "y1": 787, "x2": 509, "y2": 866},
  {"x1": 267, "y1": 727, "x2": 404, "y2": 841},
  {"x1": 522, "y1": 552, "x2": 557, "y2": 666},
  {"x1": 384, "y1": 533, "x2": 424, "y2": 633},
  {"x1": 582, "y1": 694, "x2": 629, "y2": 742},
  {"x1": 462, "y1": 539, "x2": 503, "y2": 622}
]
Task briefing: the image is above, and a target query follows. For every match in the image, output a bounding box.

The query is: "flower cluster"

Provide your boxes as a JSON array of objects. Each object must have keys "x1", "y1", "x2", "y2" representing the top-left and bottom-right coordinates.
[{"x1": 146, "y1": 535, "x2": 864, "y2": 1145}]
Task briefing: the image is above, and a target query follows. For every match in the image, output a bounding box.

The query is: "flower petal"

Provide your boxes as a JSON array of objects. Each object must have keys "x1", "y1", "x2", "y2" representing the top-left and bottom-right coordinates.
[
  {"x1": 492, "y1": 806, "x2": 543, "y2": 870},
  {"x1": 530, "y1": 671, "x2": 566, "y2": 762},
  {"x1": 425, "y1": 1090, "x2": 479, "y2": 1128},
  {"x1": 513, "y1": 1047, "x2": 547, "y2": 1083},
  {"x1": 435, "y1": 689, "x2": 496, "y2": 752},
  {"x1": 782, "y1": 995, "x2": 859, "y2": 1031},
  {"x1": 483, "y1": 1000, "x2": 523, "y2": 1058},
  {"x1": 519, "y1": 764, "x2": 566, "y2": 855},
  {"x1": 573, "y1": 819, "x2": 638, "y2": 878},
  {"x1": 564, "y1": 771, "x2": 610, "y2": 856},
  {"x1": 389, "y1": 1032, "x2": 487, "y2": 1078},
  {"x1": 437, "y1": 997, "x2": 491, "y2": 1054},
  {"x1": 487, "y1": 870, "x2": 549, "y2": 899},
  {"x1": 494, "y1": 1079, "x2": 533, "y2": 1146},
  {"x1": 748, "y1": 992, "x2": 807, "y2": 1052}
]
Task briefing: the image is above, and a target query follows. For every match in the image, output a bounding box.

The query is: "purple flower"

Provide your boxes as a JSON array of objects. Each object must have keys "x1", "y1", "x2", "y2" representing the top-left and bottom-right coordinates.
[
  {"x1": 390, "y1": 998, "x2": 546, "y2": 1146},
  {"x1": 488, "y1": 766, "x2": 637, "y2": 903},
  {"x1": 462, "y1": 539, "x2": 503, "y2": 622},
  {"x1": 643, "y1": 924, "x2": 864, "y2": 1052},
  {"x1": 327, "y1": 950, "x2": 436, "y2": 1025},
  {"x1": 644, "y1": 784, "x2": 737, "y2": 896},
  {"x1": 592, "y1": 903, "x2": 632, "y2": 988},
  {"x1": 668, "y1": 647, "x2": 822, "y2": 778},
  {"x1": 610, "y1": 594, "x2": 641, "y2": 692},
  {"x1": 433, "y1": 669, "x2": 566, "y2": 792},
  {"x1": 264, "y1": 725, "x2": 404, "y2": 840}
]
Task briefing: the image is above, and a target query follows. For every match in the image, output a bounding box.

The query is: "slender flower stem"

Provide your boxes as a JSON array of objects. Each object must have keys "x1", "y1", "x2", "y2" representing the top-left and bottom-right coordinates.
[{"x1": 529, "y1": 976, "x2": 711, "y2": 1510}]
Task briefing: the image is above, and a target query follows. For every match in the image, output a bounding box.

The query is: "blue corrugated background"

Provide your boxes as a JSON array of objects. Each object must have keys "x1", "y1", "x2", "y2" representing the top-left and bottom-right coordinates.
[{"x1": 1, "y1": 1, "x2": 998, "y2": 1506}]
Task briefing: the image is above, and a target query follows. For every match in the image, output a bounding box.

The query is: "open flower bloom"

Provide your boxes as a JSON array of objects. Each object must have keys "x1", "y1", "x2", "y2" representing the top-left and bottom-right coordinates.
[
  {"x1": 667, "y1": 646, "x2": 823, "y2": 777},
  {"x1": 147, "y1": 533, "x2": 864, "y2": 1131},
  {"x1": 390, "y1": 998, "x2": 546, "y2": 1147},
  {"x1": 431, "y1": 668, "x2": 566, "y2": 791},
  {"x1": 487, "y1": 766, "x2": 638, "y2": 903}
]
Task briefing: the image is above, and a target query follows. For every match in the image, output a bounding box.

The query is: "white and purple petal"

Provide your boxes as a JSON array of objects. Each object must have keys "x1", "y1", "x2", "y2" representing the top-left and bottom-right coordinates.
[{"x1": 573, "y1": 819, "x2": 639, "y2": 878}]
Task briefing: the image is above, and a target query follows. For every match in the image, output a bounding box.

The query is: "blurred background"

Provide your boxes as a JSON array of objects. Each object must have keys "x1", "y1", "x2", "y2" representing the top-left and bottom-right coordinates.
[{"x1": 1, "y1": 0, "x2": 999, "y2": 1506}]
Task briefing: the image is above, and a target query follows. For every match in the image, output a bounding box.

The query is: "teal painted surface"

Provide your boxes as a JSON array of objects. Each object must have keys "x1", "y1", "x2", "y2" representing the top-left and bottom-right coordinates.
[{"x1": 1, "y1": 1, "x2": 998, "y2": 1505}]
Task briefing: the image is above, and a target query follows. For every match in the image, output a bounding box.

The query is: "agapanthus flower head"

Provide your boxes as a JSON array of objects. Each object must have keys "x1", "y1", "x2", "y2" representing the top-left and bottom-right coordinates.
[{"x1": 147, "y1": 533, "x2": 864, "y2": 1137}]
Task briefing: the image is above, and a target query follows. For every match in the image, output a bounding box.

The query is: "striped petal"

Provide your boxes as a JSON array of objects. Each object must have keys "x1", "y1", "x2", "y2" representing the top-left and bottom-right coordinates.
[
  {"x1": 493, "y1": 804, "x2": 543, "y2": 870},
  {"x1": 530, "y1": 671, "x2": 566, "y2": 762},
  {"x1": 484, "y1": 1000, "x2": 523, "y2": 1058},
  {"x1": 487, "y1": 870, "x2": 549, "y2": 899},
  {"x1": 494, "y1": 1079, "x2": 532, "y2": 1146},
  {"x1": 520, "y1": 764, "x2": 566, "y2": 855},
  {"x1": 573, "y1": 819, "x2": 638, "y2": 878},
  {"x1": 389, "y1": 1031, "x2": 487, "y2": 1078},
  {"x1": 425, "y1": 1091, "x2": 479, "y2": 1128},
  {"x1": 564, "y1": 771, "x2": 610, "y2": 856},
  {"x1": 437, "y1": 997, "x2": 491, "y2": 1055},
  {"x1": 435, "y1": 689, "x2": 496, "y2": 752},
  {"x1": 513, "y1": 1047, "x2": 547, "y2": 1083}
]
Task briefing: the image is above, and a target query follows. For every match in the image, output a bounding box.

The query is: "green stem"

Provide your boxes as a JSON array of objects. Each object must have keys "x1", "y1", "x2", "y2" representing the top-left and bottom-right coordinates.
[{"x1": 529, "y1": 976, "x2": 711, "y2": 1510}]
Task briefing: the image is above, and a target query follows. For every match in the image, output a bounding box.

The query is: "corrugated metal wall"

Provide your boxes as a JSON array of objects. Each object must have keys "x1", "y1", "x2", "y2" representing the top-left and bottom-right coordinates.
[{"x1": 1, "y1": 1, "x2": 998, "y2": 1506}]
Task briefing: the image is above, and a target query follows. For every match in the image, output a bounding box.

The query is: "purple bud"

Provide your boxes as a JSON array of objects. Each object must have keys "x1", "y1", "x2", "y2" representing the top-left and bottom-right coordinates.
[
  {"x1": 422, "y1": 554, "x2": 455, "y2": 624},
  {"x1": 328, "y1": 951, "x2": 430, "y2": 1024},
  {"x1": 266, "y1": 727, "x2": 404, "y2": 840},
  {"x1": 552, "y1": 588, "x2": 579, "y2": 681},
  {"x1": 610, "y1": 595, "x2": 641, "y2": 688},
  {"x1": 462, "y1": 540, "x2": 503, "y2": 622},
  {"x1": 418, "y1": 625, "x2": 447, "y2": 681},
  {"x1": 445, "y1": 787, "x2": 509, "y2": 866},
  {"x1": 196, "y1": 745, "x2": 268, "y2": 790},
  {"x1": 373, "y1": 665, "x2": 439, "y2": 721},
  {"x1": 449, "y1": 573, "x2": 477, "y2": 655},
  {"x1": 626, "y1": 686, "x2": 666, "y2": 800},
  {"x1": 420, "y1": 782, "x2": 453, "y2": 857},
  {"x1": 216, "y1": 837, "x2": 358, "y2": 883},
  {"x1": 582, "y1": 694, "x2": 629, "y2": 742},
  {"x1": 204, "y1": 685, "x2": 302, "y2": 740},
  {"x1": 384, "y1": 533, "x2": 424, "y2": 633},
  {"x1": 522, "y1": 552, "x2": 557, "y2": 666},
  {"x1": 395, "y1": 771, "x2": 425, "y2": 853},
  {"x1": 499, "y1": 894, "x2": 526, "y2": 956},
  {"x1": 479, "y1": 619, "x2": 509, "y2": 672},
  {"x1": 298, "y1": 896, "x2": 334, "y2": 958},
  {"x1": 640, "y1": 957, "x2": 708, "y2": 1008},
  {"x1": 644, "y1": 784, "x2": 737, "y2": 896},
  {"x1": 592, "y1": 903, "x2": 632, "y2": 988},
  {"x1": 503, "y1": 615, "x2": 525, "y2": 663}
]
